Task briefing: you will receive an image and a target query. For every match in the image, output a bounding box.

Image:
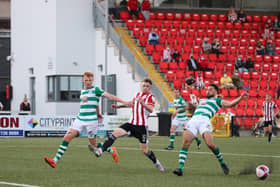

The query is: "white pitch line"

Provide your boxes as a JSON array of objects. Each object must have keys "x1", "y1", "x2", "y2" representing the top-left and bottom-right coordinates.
[
  {"x1": 0, "y1": 181, "x2": 40, "y2": 187},
  {"x1": 77, "y1": 145, "x2": 280, "y2": 159}
]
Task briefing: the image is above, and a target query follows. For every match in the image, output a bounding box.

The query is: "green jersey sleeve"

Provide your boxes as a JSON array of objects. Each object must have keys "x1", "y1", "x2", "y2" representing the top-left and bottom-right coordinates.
[
  {"x1": 94, "y1": 86, "x2": 105, "y2": 97},
  {"x1": 216, "y1": 97, "x2": 222, "y2": 107}
]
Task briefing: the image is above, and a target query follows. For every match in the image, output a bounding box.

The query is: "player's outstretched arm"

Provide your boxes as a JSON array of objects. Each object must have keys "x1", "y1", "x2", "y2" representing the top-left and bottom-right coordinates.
[
  {"x1": 103, "y1": 92, "x2": 130, "y2": 106},
  {"x1": 221, "y1": 92, "x2": 249, "y2": 107},
  {"x1": 111, "y1": 101, "x2": 134, "y2": 109}
]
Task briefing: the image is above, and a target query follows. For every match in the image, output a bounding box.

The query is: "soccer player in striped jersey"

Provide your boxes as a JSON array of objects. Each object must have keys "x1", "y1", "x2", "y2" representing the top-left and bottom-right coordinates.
[
  {"x1": 262, "y1": 93, "x2": 279, "y2": 144},
  {"x1": 94, "y1": 78, "x2": 165, "y2": 172},
  {"x1": 44, "y1": 71, "x2": 129, "y2": 168},
  {"x1": 173, "y1": 84, "x2": 249, "y2": 176},
  {"x1": 165, "y1": 89, "x2": 201, "y2": 150}
]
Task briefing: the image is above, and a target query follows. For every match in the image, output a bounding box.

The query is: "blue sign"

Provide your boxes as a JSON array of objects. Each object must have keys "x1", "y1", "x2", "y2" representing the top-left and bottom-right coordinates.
[{"x1": 0, "y1": 130, "x2": 24, "y2": 137}]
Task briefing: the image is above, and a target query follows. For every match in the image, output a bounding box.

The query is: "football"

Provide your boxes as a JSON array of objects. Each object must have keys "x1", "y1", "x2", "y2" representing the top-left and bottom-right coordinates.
[{"x1": 256, "y1": 165, "x2": 270, "y2": 180}]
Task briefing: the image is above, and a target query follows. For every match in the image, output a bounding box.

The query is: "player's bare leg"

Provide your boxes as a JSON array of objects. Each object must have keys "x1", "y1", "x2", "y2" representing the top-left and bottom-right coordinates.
[
  {"x1": 203, "y1": 131, "x2": 229, "y2": 175},
  {"x1": 173, "y1": 130, "x2": 195, "y2": 176},
  {"x1": 141, "y1": 144, "x2": 164, "y2": 172}
]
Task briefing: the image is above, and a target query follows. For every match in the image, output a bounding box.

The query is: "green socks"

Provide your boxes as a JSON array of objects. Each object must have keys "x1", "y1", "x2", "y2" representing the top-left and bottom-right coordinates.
[
  {"x1": 178, "y1": 147, "x2": 188, "y2": 170},
  {"x1": 54, "y1": 140, "x2": 69, "y2": 163},
  {"x1": 169, "y1": 133, "x2": 175, "y2": 147},
  {"x1": 212, "y1": 147, "x2": 225, "y2": 165},
  {"x1": 194, "y1": 137, "x2": 201, "y2": 144}
]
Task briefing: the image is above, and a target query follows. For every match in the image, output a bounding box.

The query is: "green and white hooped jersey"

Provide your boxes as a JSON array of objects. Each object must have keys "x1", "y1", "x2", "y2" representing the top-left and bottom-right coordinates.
[
  {"x1": 174, "y1": 96, "x2": 188, "y2": 121},
  {"x1": 77, "y1": 86, "x2": 105, "y2": 121},
  {"x1": 193, "y1": 97, "x2": 222, "y2": 119}
]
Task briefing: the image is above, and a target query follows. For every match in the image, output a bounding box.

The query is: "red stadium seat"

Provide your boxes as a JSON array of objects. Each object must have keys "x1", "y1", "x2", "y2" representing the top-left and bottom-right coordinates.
[
  {"x1": 251, "y1": 23, "x2": 259, "y2": 30},
  {"x1": 255, "y1": 108, "x2": 263, "y2": 116},
  {"x1": 172, "y1": 21, "x2": 180, "y2": 29},
  {"x1": 232, "y1": 30, "x2": 240, "y2": 38},
  {"x1": 156, "y1": 12, "x2": 165, "y2": 20},
  {"x1": 220, "y1": 46, "x2": 228, "y2": 54},
  {"x1": 258, "y1": 90, "x2": 266, "y2": 97},
  {"x1": 201, "y1": 14, "x2": 209, "y2": 21},
  {"x1": 243, "y1": 22, "x2": 251, "y2": 30},
  {"x1": 255, "y1": 55, "x2": 263, "y2": 63},
  {"x1": 224, "y1": 30, "x2": 231, "y2": 38},
  {"x1": 126, "y1": 19, "x2": 135, "y2": 30},
  {"x1": 183, "y1": 13, "x2": 191, "y2": 21},
  {"x1": 218, "y1": 14, "x2": 227, "y2": 21},
  {"x1": 176, "y1": 70, "x2": 185, "y2": 80},
  {"x1": 190, "y1": 21, "x2": 199, "y2": 29},
  {"x1": 149, "y1": 12, "x2": 156, "y2": 20},
  {"x1": 210, "y1": 14, "x2": 218, "y2": 21},
  {"x1": 206, "y1": 29, "x2": 214, "y2": 37},
  {"x1": 261, "y1": 72, "x2": 269, "y2": 80},
  {"x1": 256, "y1": 98, "x2": 264, "y2": 106},
  {"x1": 276, "y1": 47, "x2": 280, "y2": 54},
  {"x1": 218, "y1": 54, "x2": 227, "y2": 62},
  {"x1": 215, "y1": 29, "x2": 223, "y2": 38},
  {"x1": 229, "y1": 46, "x2": 237, "y2": 54},
  {"x1": 166, "y1": 12, "x2": 174, "y2": 20},
  {"x1": 166, "y1": 71, "x2": 175, "y2": 82},
  {"x1": 188, "y1": 29, "x2": 196, "y2": 37},
  {"x1": 199, "y1": 21, "x2": 207, "y2": 29},
  {"x1": 178, "y1": 61, "x2": 187, "y2": 70},
  {"x1": 247, "y1": 46, "x2": 255, "y2": 54},
  {"x1": 269, "y1": 81, "x2": 277, "y2": 89},
  {"x1": 120, "y1": 11, "x2": 130, "y2": 21},
  {"x1": 183, "y1": 45, "x2": 192, "y2": 53},
  {"x1": 250, "y1": 30, "x2": 258, "y2": 38},
  {"x1": 136, "y1": 20, "x2": 144, "y2": 28},
  {"x1": 152, "y1": 52, "x2": 161, "y2": 63},
  {"x1": 246, "y1": 108, "x2": 255, "y2": 116},
  {"x1": 262, "y1": 15, "x2": 269, "y2": 23},
  {"x1": 192, "y1": 89, "x2": 200, "y2": 97},
  {"x1": 270, "y1": 72, "x2": 278, "y2": 80},
  {"x1": 216, "y1": 63, "x2": 224, "y2": 71},
  {"x1": 159, "y1": 61, "x2": 168, "y2": 72},
  {"x1": 154, "y1": 20, "x2": 162, "y2": 28},
  {"x1": 250, "y1": 80, "x2": 258, "y2": 89},
  {"x1": 132, "y1": 27, "x2": 141, "y2": 38},
  {"x1": 254, "y1": 63, "x2": 261, "y2": 72},
  {"x1": 242, "y1": 72, "x2": 250, "y2": 80},
  {"x1": 253, "y1": 15, "x2": 261, "y2": 22},
  {"x1": 249, "y1": 39, "x2": 257, "y2": 46},
  {"x1": 185, "y1": 71, "x2": 194, "y2": 78},
  {"x1": 238, "y1": 46, "x2": 246, "y2": 54},
  {"x1": 179, "y1": 29, "x2": 187, "y2": 37},
  {"x1": 231, "y1": 38, "x2": 239, "y2": 46},
  {"x1": 217, "y1": 22, "x2": 225, "y2": 30},
  {"x1": 225, "y1": 22, "x2": 233, "y2": 30},
  {"x1": 248, "y1": 90, "x2": 257, "y2": 97},
  {"x1": 145, "y1": 44, "x2": 154, "y2": 55},
  {"x1": 169, "y1": 61, "x2": 178, "y2": 71},
  {"x1": 204, "y1": 71, "x2": 213, "y2": 79},
  {"x1": 264, "y1": 55, "x2": 272, "y2": 63},
  {"x1": 208, "y1": 21, "x2": 216, "y2": 29},
  {"x1": 193, "y1": 45, "x2": 201, "y2": 54},
  {"x1": 243, "y1": 118, "x2": 253, "y2": 129},
  {"x1": 272, "y1": 63, "x2": 279, "y2": 72},
  {"x1": 197, "y1": 29, "x2": 205, "y2": 38},
  {"x1": 155, "y1": 44, "x2": 164, "y2": 53},
  {"x1": 181, "y1": 21, "x2": 189, "y2": 29},
  {"x1": 275, "y1": 99, "x2": 280, "y2": 107},
  {"x1": 240, "y1": 38, "x2": 248, "y2": 46},
  {"x1": 173, "y1": 79, "x2": 183, "y2": 89},
  {"x1": 163, "y1": 20, "x2": 171, "y2": 28},
  {"x1": 200, "y1": 89, "x2": 207, "y2": 98},
  {"x1": 174, "y1": 13, "x2": 182, "y2": 20},
  {"x1": 181, "y1": 89, "x2": 190, "y2": 100},
  {"x1": 225, "y1": 63, "x2": 234, "y2": 71},
  {"x1": 208, "y1": 54, "x2": 217, "y2": 61},
  {"x1": 192, "y1": 13, "x2": 200, "y2": 21},
  {"x1": 234, "y1": 22, "x2": 242, "y2": 30},
  {"x1": 259, "y1": 80, "x2": 268, "y2": 89},
  {"x1": 221, "y1": 89, "x2": 229, "y2": 97},
  {"x1": 222, "y1": 38, "x2": 230, "y2": 46},
  {"x1": 273, "y1": 55, "x2": 280, "y2": 63},
  {"x1": 139, "y1": 36, "x2": 147, "y2": 46},
  {"x1": 236, "y1": 108, "x2": 244, "y2": 116},
  {"x1": 262, "y1": 63, "x2": 270, "y2": 72},
  {"x1": 267, "y1": 90, "x2": 276, "y2": 98},
  {"x1": 229, "y1": 89, "x2": 238, "y2": 97}
]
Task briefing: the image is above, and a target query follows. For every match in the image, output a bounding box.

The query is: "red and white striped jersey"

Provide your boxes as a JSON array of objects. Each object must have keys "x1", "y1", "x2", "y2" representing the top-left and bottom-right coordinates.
[
  {"x1": 262, "y1": 101, "x2": 277, "y2": 121},
  {"x1": 130, "y1": 92, "x2": 155, "y2": 126}
]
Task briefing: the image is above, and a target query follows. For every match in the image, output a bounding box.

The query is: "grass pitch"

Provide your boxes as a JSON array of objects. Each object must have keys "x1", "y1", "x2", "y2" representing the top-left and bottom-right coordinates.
[{"x1": 0, "y1": 136, "x2": 279, "y2": 187}]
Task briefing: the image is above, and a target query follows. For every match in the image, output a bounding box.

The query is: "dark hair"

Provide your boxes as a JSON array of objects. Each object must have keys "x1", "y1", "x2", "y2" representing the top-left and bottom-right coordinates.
[
  {"x1": 143, "y1": 78, "x2": 152, "y2": 85},
  {"x1": 208, "y1": 83, "x2": 219, "y2": 92},
  {"x1": 185, "y1": 77, "x2": 195, "y2": 85}
]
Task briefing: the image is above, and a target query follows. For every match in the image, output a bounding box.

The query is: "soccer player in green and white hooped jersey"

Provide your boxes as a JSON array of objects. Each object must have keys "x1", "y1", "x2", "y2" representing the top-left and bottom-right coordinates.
[
  {"x1": 44, "y1": 71, "x2": 129, "y2": 168},
  {"x1": 173, "y1": 84, "x2": 249, "y2": 176},
  {"x1": 165, "y1": 89, "x2": 201, "y2": 150}
]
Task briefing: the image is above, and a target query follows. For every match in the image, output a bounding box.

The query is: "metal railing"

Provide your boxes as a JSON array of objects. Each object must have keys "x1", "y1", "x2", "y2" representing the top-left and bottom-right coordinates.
[{"x1": 93, "y1": 0, "x2": 169, "y2": 111}]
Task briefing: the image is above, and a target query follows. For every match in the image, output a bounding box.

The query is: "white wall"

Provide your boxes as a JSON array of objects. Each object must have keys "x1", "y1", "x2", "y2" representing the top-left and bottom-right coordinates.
[{"x1": 11, "y1": 0, "x2": 139, "y2": 115}]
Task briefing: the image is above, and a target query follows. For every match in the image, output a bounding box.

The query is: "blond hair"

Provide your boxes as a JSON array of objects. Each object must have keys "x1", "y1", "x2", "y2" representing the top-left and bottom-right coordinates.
[{"x1": 83, "y1": 71, "x2": 94, "y2": 78}]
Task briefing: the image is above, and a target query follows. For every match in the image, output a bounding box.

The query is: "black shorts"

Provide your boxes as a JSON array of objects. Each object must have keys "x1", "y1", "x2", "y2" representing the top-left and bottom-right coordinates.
[
  {"x1": 264, "y1": 120, "x2": 273, "y2": 127},
  {"x1": 120, "y1": 123, "x2": 148, "y2": 144}
]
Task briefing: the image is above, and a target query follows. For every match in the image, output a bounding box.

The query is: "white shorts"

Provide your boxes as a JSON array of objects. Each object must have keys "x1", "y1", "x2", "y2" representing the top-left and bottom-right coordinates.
[
  {"x1": 172, "y1": 118, "x2": 189, "y2": 129},
  {"x1": 184, "y1": 115, "x2": 212, "y2": 136},
  {"x1": 70, "y1": 118, "x2": 98, "y2": 138}
]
